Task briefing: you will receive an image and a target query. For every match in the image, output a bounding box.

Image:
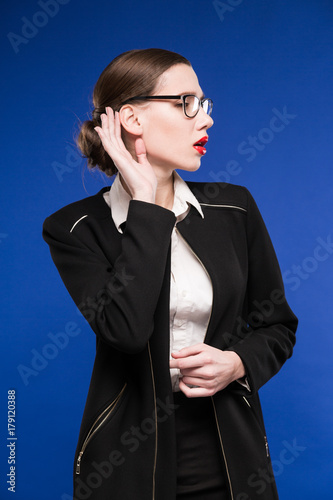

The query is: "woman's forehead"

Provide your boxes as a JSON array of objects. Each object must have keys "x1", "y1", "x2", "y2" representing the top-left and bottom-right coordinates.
[{"x1": 156, "y1": 64, "x2": 203, "y2": 97}]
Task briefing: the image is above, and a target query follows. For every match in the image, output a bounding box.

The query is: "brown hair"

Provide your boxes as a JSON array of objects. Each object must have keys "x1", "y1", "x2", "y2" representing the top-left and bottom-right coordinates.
[{"x1": 77, "y1": 48, "x2": 191, "y2": 177}]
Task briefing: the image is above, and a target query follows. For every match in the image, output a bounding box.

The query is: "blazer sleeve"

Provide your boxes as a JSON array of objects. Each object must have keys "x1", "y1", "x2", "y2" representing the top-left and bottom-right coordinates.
[
  {"x1": 227, "y1": 189, "x2": 298, "y2": 395},
  {"x1": 43, "y1": 199, "x2": 176, "y2": 354}
]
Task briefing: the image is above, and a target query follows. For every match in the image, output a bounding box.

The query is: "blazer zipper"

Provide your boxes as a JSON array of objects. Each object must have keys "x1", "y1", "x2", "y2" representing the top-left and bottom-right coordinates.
[
  {"x1": 75, "y1": 383, "x2": 127, "y2": 475},
  {"x1": 243, "y1": 396, "x2": 251, "y2": 408},
  {"x1": 175, "y1": 227, "x2": 235, "y2": 500},
  {"x1": 264, "y1": 435, "x2": 270, "y2": 457},
  {"x1": 211, "y1": 398, "x2": 235, "y2": 500},
  {"x1": 148, "y1": 341, "x2": 158, "y2": 500},
  {"x1": 200, "y1": 203, "x2": 247, "y2": 213},
  {"x1": 242, "y1": 397, "x2": 270, "y2": 458}
]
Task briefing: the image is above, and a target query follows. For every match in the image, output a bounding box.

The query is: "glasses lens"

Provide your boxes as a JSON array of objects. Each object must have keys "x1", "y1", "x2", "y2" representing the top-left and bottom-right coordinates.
[
  {"x1": 184, "y1": 95, "x2": 199, "y2": 117},
  {"x1": 202, "y1": 99, "x2": 213, "y2": 116}
]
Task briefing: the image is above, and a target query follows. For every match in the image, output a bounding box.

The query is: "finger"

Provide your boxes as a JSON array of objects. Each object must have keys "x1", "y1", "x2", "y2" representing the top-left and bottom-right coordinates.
[
  {"x1": 181, "y1": 375, "x2": 210, "y2": 387},
  {"x1": 135, "y1": 138, "x2": 148, "y2": 165},
  {"x1": 105, "y1": 107, "x2": 116, "y2": 139},
  {"x1": 113, "y1": 111, "x2": 124, "y2": 146},
  {"x1": 179, "y1": 366, "x2": 206, "y2": 377},
  {"x1": 94, "y1": 122, "x2": 114, "y2": 154},
  {"x1": 94, "y1": 124, "x2": 125, "y2": 171},
  {"x1": 179, "y1": 379, "x2": 212, "y2": 398},
  {"x1": 94, "y1": 125, "x2": 107, "y2": 144},
  {"x1": 97, "y1": 111, "x2": 128, "y2": 158},
  {"x1": 100, "y1": 113, "x2": 111, "y2": 140},
  {"x1": 171, "y1": 343, "x2": 206, "y2": 359},
  {"x1": 169, "y1": 353, "x2": 204, "y2": 371}
]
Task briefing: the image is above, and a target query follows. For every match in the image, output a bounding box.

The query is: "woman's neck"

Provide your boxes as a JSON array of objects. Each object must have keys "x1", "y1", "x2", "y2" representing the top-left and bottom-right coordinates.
[{"x1": 155, "y1": 171, "x2": 174, "y2": 210}]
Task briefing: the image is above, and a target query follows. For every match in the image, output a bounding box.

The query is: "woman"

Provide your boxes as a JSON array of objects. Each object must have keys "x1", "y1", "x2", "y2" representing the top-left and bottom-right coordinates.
[{"x1": 43, "y1": 48, "x2": 298, "y2": 500}]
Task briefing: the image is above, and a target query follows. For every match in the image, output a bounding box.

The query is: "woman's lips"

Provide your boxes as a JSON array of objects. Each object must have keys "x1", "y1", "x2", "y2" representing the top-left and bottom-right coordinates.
[
  {"x1": 193, "y1": 145, "x2": 207, "y2": 155},
  {"x1": 193, "y1": 136, "x2": 208, "y2": 155}
]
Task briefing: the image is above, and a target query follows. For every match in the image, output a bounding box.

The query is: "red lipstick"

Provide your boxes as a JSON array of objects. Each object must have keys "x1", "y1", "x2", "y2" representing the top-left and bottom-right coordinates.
[{"x1": 193, "y1": 136, "x2": 208, "y2": 155}]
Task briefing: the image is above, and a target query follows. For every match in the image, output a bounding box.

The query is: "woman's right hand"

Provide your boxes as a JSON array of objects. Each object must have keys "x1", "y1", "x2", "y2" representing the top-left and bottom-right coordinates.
[{"x1": 94, "y1": 107, "x2": 157, "y2": 203}]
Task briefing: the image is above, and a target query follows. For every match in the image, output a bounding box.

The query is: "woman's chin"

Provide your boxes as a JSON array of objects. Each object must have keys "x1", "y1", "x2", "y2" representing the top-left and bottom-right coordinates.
[
  {"x1": 181, "y1": 161, "x2": 202, "y2": 173},
  {"x1": 174, "y1": 156, "x2": 203, "y2": 172}
]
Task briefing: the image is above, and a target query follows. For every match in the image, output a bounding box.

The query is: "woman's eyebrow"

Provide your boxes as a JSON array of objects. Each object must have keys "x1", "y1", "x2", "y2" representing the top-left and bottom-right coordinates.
[{"x1": 179, "y1": 91, "x2": 206, "y2": 99}]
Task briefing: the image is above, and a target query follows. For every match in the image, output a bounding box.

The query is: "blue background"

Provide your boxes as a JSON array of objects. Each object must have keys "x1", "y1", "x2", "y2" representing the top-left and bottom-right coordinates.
[{"x1": 1, "y1": 0, "x2": 332, "y2": 498}]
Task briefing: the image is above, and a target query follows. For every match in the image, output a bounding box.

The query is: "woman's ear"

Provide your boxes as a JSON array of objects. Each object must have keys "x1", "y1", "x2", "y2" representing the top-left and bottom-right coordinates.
[{"x1": 119, "y1": 105, "x2": 143, "y2": 136}]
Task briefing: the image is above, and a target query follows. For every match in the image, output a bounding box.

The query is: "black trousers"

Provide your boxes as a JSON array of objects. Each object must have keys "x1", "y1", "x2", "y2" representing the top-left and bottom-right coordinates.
[{"x1": 173, "y1": 391, "x2": 229, "y2": 500}]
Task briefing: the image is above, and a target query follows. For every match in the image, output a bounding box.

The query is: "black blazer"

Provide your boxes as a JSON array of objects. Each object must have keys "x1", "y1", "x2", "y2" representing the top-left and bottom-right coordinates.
[{"x1": 43, "y1": 181, "x2": 298, "y2": 500}]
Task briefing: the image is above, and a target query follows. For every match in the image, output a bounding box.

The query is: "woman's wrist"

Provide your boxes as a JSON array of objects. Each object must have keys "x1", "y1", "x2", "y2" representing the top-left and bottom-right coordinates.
[
  {"x1": 132, "y1": 191, "x2": 156, "y2": 204},
  {"x1": 227, "y1": 351, "x2": 246, "y2": 381}
]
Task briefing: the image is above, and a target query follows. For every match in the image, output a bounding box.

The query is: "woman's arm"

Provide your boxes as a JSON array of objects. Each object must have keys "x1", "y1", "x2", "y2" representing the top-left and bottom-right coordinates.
[{"x1": 43, "y1": 199, "x2": 176, "y2": 354}]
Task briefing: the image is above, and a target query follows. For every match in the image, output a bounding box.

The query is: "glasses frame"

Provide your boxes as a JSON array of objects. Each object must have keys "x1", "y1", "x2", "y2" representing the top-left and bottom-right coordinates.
[{"x1": 120, "y1": 94, "x2": 213, "y2": 118}]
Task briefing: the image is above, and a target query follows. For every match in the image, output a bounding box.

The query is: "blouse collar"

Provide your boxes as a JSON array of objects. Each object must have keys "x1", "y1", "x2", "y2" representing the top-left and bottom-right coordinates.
[{"x1": 104, "y1": 171, "x2": 204, "y2": 233}]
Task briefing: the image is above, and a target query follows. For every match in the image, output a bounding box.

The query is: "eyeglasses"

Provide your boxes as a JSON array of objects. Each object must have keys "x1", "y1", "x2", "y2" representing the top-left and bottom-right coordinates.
[{"x1": 120, "y1": 94, "x2": 213, "y2": 118}]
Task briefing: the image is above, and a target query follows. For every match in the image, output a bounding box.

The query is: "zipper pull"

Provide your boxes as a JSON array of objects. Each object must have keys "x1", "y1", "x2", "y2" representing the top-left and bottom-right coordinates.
[
  {"x1": 264, "y1": 436, "x2": 269, "y2": 457},
  {"x1": 76, "y1": 451, "x2": 83, "y2": 475}
]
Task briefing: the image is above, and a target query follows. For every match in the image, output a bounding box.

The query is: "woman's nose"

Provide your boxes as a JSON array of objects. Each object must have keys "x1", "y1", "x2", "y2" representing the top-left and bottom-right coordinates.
[{"x1": 196, "y1": 107, "x2": 214, "y2": 129}]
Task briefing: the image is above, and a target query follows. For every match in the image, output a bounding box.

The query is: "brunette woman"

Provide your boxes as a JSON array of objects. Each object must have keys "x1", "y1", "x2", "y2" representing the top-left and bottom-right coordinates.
[{"x1": 43, "y1": 48, "x2": 297, "y2": 500}]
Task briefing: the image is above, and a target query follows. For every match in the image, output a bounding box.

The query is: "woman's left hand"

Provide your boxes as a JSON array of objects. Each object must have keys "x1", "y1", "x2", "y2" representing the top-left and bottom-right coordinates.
[{"x1": 169, "y1": 344, "x2": 246, "y2": 397}]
